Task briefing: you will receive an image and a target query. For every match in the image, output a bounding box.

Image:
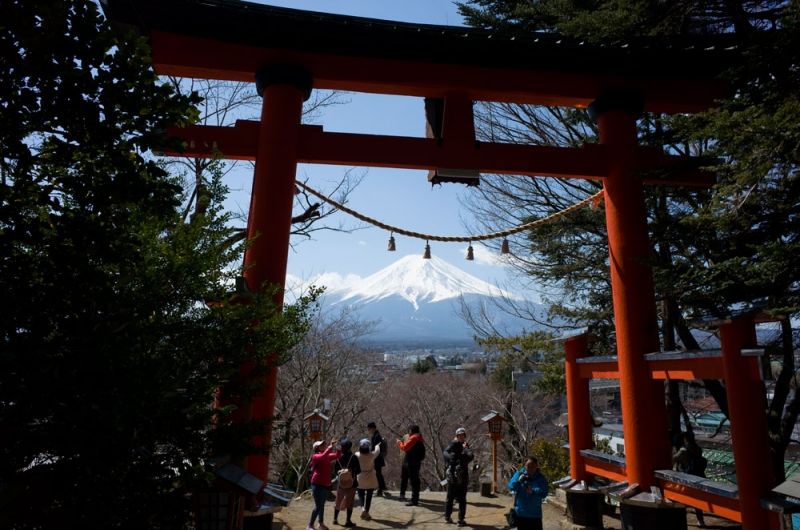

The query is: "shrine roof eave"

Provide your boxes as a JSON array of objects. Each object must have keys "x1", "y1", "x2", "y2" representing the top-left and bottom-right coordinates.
[{"x1": 101, "y1": 0, "x2": 738, "y2": 113}]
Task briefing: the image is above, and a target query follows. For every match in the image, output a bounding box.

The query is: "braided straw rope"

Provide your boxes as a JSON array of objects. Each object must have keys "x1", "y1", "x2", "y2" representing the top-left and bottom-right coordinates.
[{"x1": 295, "y1": 181, "x2": 604, "y2": 243}]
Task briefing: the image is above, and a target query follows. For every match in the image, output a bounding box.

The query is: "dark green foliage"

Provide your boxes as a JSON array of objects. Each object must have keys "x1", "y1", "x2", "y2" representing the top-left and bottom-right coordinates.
[
  {"x1": 529, "y1": 437, "x2": 570, "y2": 483},
  {"x1": 459, "y1": 0, "x2": 799, "y2": 479},
  {"x1": 480, "y1": 331, "x2": 564, "y2": 394},
  {"x1": 412, "y1": 355, "x2": 439, "y2": 374},
  {"x1": 461, "y1": 0, "x2": 799, "y2": 326},
  {"x1": 0, "y1": 1, "x2": 317, "y2": 527}
]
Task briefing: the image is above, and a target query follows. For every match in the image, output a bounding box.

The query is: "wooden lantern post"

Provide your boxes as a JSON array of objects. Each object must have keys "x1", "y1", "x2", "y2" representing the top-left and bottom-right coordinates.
[
  {"x1": 303, "y1": 409, "x2": 329, "y2": 442},
  {"x1": 482, "y1": 411, "x2": 505, "y2": 493}
]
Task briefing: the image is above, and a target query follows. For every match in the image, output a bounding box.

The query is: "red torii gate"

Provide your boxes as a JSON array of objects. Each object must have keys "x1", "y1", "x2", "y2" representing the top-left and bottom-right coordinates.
[{"x1": 102, "y1": 1, "x2": 776, "y2": 528}]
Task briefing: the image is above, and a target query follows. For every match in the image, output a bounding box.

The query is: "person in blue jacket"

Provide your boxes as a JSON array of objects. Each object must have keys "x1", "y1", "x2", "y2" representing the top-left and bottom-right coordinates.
[{"x1": 508, "y1": 456, "x2": 548, "y2": 530}]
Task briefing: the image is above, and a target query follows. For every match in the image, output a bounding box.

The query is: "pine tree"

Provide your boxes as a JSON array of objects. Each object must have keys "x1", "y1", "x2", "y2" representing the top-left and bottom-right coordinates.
[
  {"x1": 0, "y1": 1, "x2": 317, "y2": 526},
  {"x1": 458, "y1": 0, "x2": 799, "y2": 479}
]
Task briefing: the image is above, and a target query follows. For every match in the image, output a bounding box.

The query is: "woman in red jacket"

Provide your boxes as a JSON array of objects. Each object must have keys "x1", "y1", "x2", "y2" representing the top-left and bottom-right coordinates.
[{"x1": 308, "y1": 439, "x2": 340, "y2": 530}]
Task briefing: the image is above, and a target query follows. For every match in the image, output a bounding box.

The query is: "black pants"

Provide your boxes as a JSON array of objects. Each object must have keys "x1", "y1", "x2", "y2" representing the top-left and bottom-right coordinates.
[
  {"x1": 516, "y1": 515, "x2": 543, "y2": 530},
  {"x1": 400, "y1": 462, "x2": 421, "y2": 502},
  {"x1": 357, "y1": 489, "x2": 374, "y2": 512},
  {"x1": 375, "y1": 463, "x2": 386, "y2": 492},
  {"x1": 445, "y1": 482, "x2": 467, "y2": 521}
]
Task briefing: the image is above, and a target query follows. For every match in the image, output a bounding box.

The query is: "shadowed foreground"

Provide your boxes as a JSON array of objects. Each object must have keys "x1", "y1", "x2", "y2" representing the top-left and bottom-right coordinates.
[{"x1": 272, "y1": 490, "x2": 736, "y2": 530}]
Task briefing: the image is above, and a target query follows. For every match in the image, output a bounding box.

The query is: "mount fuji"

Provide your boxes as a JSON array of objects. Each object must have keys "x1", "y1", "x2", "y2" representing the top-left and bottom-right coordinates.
[{"x1": 290, "y1": 255, "x2": 545, "y2": 346}]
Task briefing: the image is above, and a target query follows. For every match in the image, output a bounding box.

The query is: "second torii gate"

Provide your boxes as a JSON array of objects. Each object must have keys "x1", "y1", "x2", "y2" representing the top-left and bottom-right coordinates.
[{"x1": 101, "y1": 0, "x2": 774, "y2": 528}]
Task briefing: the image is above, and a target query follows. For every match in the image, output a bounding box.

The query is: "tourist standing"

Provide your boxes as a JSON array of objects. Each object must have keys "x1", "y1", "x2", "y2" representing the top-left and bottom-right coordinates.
[
  {"x1": 508, "y1": 456, "x2": 548, "y2": 530},
  {"x1": 443, "y1": 427, "x2": 474, "y2": 526},
  {"x1": 333, "y1": 438, "x2": 360, "y2": 528},
  {"x1": 397, "y1": 424, "x2": 425, "y2": 506},
  {"x1": 355, "y1": 438, "x2": 381, "y2": 520},
  {"x1": 308, "y1": 439, "x2": 340, "y2": 530},
  {"x1": 367, "y1": 421, "x2": 387, "y2": 496}
]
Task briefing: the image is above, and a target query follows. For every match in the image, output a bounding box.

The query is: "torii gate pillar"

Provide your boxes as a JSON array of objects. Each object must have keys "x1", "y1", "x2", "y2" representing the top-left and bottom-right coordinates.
[
  {"x1": 592, "y1": 96, "x2": 672, "y2": 486},
  {"x1": 241, "y1": 66, "x2": 311, "y2": 481}
]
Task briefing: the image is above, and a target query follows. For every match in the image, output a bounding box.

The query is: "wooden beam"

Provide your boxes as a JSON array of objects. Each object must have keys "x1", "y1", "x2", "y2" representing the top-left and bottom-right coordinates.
[
  {"x1": 584, "y1": 460, "x2": 628, "y2": 483},
  {"x1": 296, "y1": 126, "x2": 608, "y2": 179},
  {"x1": 163, "y1": 121, "x2": 259, "y2": 160},
  {"x1": 659, "y1": 480, "x2": 743, "y2": 523},
  {"x1": 648, "y1": 356, "x2": 726, "y2": 380},
  {"x1": 576, "y1": 357, "x2": 620, "y2": 379},
  {"x1": 162, "y1": 122, "x2": 714, "y2": 186},
  {"x1": 150, "y1": 31, "x2": 728, "y2": 114}
]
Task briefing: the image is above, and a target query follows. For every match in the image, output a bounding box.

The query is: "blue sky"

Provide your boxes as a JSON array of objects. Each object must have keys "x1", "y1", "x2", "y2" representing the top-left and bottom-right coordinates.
[{"x1": 233, "y1": 1, "x2": 515, "y2": 287}]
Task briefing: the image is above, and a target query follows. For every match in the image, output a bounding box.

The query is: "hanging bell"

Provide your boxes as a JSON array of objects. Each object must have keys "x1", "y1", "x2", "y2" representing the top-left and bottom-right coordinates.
[
  {"x1": 423, "y1": 241, "x2": 431, "y2": 259},
  {"x1": 466, "y1": 244, "x2": 474, "y2": 261},
  {"x1": 501, "y1": 238, "x2": 510, "y2": 255},
  {"x1": 387, "y1": 234, "x2": 396, "y2": 252}
]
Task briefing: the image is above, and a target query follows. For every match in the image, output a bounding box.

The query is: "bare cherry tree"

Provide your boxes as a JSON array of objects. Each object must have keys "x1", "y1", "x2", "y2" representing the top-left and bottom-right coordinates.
[
  {"x1": 271, "y1": 303, "x2": 380, "y2": 492},
  {"x1": 163, "y1": 78, "x2": 364, "y2": 241},
  {"x1": 489, "y1": 386, "x2": 562, "y2": 483},
  {"x1": 371, "y1": 372, "x2": 496, "y2": 491}
]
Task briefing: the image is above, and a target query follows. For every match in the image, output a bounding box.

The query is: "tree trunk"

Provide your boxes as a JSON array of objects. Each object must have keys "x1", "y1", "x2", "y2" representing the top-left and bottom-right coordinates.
[{"x1": 660, "y1": 296, "x2": 683, "y2": 445}]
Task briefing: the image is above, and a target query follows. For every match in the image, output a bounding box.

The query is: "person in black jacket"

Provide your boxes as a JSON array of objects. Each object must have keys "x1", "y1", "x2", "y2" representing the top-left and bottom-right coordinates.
[
  {"x1": 367, "y1": 422, "x2": 387, "y2": 496},
  {"x1": 443, "y1": 427, "x2": 474, "y2": 526},
  {"x1": 396, "y1": 424, "x2": 425, "y2": 506}
]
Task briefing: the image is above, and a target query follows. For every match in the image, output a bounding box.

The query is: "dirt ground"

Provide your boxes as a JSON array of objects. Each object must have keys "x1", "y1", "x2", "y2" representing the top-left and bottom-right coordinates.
[{"x1": 272, "y1": 489, "x2": 739, "y2": 530}]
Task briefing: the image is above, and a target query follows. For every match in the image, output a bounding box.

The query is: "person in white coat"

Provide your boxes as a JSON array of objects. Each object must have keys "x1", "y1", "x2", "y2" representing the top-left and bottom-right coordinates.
[{"x1": 355, "y1": 438, "x2": 381, "y2": 520}]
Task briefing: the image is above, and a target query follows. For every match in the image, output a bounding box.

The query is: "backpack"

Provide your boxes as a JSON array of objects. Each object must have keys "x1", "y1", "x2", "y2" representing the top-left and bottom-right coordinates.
[
  {"x1": 337, "y1": 454, "x2": 355, "y2": 489},
  {"x1": 505, "y1": 508, "x2": 517, "y2": 528},
  {"x1": 447, "y1": 460, "x2": 465, "y2": 485},
  {"x1": 417, "y1": 440, "x2": 426, "y2": 461}
]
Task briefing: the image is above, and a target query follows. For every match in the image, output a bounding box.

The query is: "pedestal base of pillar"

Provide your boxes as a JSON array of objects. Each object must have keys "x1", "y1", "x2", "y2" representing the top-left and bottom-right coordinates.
[
  {"x1": 565, "y1": 490, "x2": 605, "y2": 529},
  {"x1": 242, "y1": 512, "x2": 274, "y2": 530},
  {"x1": 480, "y1": 481, "x2": 494, "y2": 497},
  {"x1": 620, "y1": 500, "x2": 686, "y2": 530}
]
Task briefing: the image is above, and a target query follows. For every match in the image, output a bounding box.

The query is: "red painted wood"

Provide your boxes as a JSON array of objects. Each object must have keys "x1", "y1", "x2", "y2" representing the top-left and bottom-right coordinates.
[
  {"x1": 162, "y1": 122, "x2": 715, "y2": 186},
  {"x1": 599, "y1": 109, "x2": 671, "y2": 488},
  {"x1": 565, "y1": 335, "x2": 592, "y2": 481},
  {"x1": 658, "y1": 480, "x2": 743, "y2": 523},
  {"x1": 647, "y1": 357, "x2": 726, "y2": 380},
  {"x1": 577, "y1": 361, "x2": 620, "y2": 379},
  {"x1": 583, "y1": 460, "x2": 628, "y2": 483},
  {"x1": 720, "y1": 318, "x2": 780, "y2": 530},
  {"x1": 150, "y1": 31, "x2": 728, "y2": 114},
  {"x1": 241, "y1": 82, "x2": 305, "y2": 481}
]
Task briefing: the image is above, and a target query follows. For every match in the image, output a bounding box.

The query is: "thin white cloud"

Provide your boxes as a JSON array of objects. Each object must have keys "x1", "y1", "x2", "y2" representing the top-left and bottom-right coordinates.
[
  {"x1": 286, "y1": 271, "x2": 363, "y2": 298},
  {"x1": 357, "y1": 240, "x2": 367, "y2": 246},
  {"x1": 309, "y1": 272, "x2": 363, "y2": 292}
]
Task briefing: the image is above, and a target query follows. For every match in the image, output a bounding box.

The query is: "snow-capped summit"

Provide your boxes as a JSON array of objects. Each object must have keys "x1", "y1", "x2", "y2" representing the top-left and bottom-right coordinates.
[
  {"x1": 330, "y1": 254, "x2": 519, "y2": 310},
  {"x1": 293, "y1": 254, "x2": 542, "y2": 345}
]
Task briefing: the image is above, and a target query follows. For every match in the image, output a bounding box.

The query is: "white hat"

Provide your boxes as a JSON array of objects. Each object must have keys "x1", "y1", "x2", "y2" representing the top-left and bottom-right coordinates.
[
  {"x1": 455, "y1": 427, "x2": 466, "y2": 436},
  {"x1": 313, "y1": 440, "x2": 324, "y2": 451}
]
